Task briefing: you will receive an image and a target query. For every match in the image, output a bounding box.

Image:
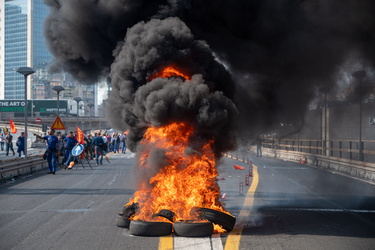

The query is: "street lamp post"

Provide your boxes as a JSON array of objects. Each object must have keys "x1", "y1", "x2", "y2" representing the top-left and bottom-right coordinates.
[
  {"x1": 16, "y1": 67, "x2": 35, "y2": 158},
  {"x1": 87, "y1": 103, "x2": 94, "y2": 132},
  {"x1": 73, "y1": 97, "x2": 83, "y2": 124},
  {"x1": 319, "y1": 87, "x2": 330, "y2": 156},
  {"x1": 352, "y1": 70, "x2": 366, "y2": 161},
  {"x1": 52, "y1": 86, "x2": 65, "y2": 117}
]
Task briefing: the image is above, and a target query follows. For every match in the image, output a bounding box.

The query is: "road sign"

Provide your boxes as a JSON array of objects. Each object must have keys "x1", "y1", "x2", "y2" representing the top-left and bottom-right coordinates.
[
  {"x1": 51, "y1": 116, "x2": 66, "y2": 130},
  {"x1": 35, "y1": 118, "x2": 42, "y2": 124},
  {"x1": 72, "y1": 144, "x2": 84, "y2": 156}
]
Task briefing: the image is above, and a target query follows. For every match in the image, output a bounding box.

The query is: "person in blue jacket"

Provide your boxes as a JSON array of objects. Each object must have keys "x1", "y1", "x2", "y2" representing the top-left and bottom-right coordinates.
[
  {"x1": 34, "y1": 129, "x2": 60, "y2": 174},
  {"x1": 16, "y1": 132, "x2": 25, "y2": 157},
  {"x1": 63, "y1": 131, "x2": 78, "y2": 169}
]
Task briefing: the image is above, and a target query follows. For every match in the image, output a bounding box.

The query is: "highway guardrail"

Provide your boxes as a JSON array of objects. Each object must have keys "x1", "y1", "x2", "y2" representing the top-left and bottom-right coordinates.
[{"x1": 0, "y1": 156, "x2": 46, "y2": 183}]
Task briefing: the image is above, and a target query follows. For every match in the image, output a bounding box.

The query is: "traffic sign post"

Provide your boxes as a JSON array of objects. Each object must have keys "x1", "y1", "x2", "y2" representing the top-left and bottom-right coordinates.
[
  {"x1": 70, "y1": 144, "x2": 93, "y2": 169},
  {"x1": 72, "y1": 144, "x2": 84, "y2": 156},
  {"x1": 51, "y1": 116, "x2": 66, "y2": 130}
]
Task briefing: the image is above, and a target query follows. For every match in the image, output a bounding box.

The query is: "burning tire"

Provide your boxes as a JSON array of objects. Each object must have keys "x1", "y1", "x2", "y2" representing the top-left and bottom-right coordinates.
[
  {"x1": 173, "y1": 221, "x2": 213, "y2": 237},
  {"x1": 194, "y1": 208, "x2": 236, "y2": 232},
  {"x1": 116, "y1": 202, "x2": 139, "y2": 228},
  {"x1": 152, "y1": 209, "x2": 175, "y2": 222},
  {"x1": 129, "y1": 220, "x2": 172, "y2": 236},
  {"x1": 122, "y1": 202, "x2": 139, "y2": 216},
  {"x1": 116, "y1": 213, "x2": 130, "y2": 228}
]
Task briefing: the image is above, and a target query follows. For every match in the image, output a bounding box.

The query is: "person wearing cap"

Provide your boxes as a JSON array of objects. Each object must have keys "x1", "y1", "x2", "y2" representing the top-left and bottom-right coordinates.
[
  {"x1": 34, "y1": 129, "x2": 60, "y2": 174},
  {"x1": 63, "y1": 131, "x2": 78, "y2": 169}
]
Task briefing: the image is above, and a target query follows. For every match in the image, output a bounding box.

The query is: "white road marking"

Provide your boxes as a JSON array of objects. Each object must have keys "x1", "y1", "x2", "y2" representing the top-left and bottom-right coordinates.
[
  {"x1": 107, "y1": 174, "x2": 118, "y2": 186},
  {"x1": 211, "y1": 234, "x2": 224, "y2": 250},
  {"x1": 275, "y1": 208, "x2": 375, "y2": 213},
  {"x1": 173, "y1": 234, "x2": 223, "y2": 250}
]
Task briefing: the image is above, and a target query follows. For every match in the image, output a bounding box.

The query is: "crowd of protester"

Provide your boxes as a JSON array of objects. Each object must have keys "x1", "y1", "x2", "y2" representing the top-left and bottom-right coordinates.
[
  {"x1": 1, "y1": 128, "x2": 127, "y2": 174},
  {"x1": 32, "y1": 130, "x2": 127, "y2": 171}
]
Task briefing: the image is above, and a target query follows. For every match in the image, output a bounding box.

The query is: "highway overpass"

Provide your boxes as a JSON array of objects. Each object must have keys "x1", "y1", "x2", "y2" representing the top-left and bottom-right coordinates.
[{"x1": 0, "y1": 116, "x2": 112, "y2": 133}]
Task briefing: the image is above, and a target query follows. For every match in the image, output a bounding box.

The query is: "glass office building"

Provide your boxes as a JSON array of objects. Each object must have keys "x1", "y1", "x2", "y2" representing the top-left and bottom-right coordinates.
[{"x1": 0, "y1": 0, "x2": 52, "y2": 99}]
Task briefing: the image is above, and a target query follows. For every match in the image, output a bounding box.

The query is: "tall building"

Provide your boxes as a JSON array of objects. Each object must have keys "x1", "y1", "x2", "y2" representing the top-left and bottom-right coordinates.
[
  {"x1": 0, "y1": 0, "x2": 98, "y2": 116},
  {"x1": 0, "y1": 0, "x2": 51, "y2": 100}
]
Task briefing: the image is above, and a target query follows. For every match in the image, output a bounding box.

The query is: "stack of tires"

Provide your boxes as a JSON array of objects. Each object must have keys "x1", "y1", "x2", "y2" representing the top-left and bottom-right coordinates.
[{"x1": 116, "y1": 206, "x2": 236, "y2": 237}]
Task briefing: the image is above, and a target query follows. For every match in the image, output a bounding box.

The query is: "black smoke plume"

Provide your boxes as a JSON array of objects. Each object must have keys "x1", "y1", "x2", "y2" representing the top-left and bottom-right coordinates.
[
  {"x1": 108, "y1": 17, "x2": 238, "y2": 155},
  {"x1": 44, "y1": 0, "x2": 375, "y2": 148}
]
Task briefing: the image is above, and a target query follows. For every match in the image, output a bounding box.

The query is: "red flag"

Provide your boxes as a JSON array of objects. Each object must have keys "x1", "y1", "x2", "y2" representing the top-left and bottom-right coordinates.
[
  {"x1": 76, "y1": 126, "x2": 84, "y2": 144},
  {"x1": 9, "y1": 119, "x2": 17, "y2": 134}
]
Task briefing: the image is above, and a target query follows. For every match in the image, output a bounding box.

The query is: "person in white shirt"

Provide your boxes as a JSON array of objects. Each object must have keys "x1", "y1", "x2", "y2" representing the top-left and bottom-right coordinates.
[
  {"x1": 0, "y1": 133, "x2": 5, "y2": 151},
  {"x1": 102, "y1": 134, "x2": 108, "y2": 153}
]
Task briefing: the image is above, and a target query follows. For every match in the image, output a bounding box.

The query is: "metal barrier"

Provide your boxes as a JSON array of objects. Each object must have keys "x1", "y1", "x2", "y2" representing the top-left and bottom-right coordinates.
[
  {"x1": 0, "y1": 157, "x2": 46, "y2": 183},
  {"x1": 262, "y1": 138, "x2": 375, "y2": 163},
  {"x1": 245, "y1": 146, "x2": 375, "y2": 183}
]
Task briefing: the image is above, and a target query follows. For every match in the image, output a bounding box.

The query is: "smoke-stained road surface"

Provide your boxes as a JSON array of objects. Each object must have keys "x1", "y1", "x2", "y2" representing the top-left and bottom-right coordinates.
[{"x1": 0, "y1": 152, "x2": 374, "y2": 249}]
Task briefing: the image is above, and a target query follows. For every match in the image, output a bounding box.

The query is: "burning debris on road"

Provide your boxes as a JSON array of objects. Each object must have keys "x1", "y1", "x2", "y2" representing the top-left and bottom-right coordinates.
[
  {"x1": 104, "y1": 18, "x2": 238, "y2": 234},
  {"x1": 106, "y1": 17, "x2": 238, "y2": 234},
  {"x1": 44, "y1": 0, "x2": 375, "y2": 236}
]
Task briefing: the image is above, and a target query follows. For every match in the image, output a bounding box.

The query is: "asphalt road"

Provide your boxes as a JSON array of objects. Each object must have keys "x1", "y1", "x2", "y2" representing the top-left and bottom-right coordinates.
[
  {"x1": 233, "y1": 154, "x2": 375, "y2": 250},
  {"x1": 0, "y1": 151, "x2": 374, "y2": 250}
]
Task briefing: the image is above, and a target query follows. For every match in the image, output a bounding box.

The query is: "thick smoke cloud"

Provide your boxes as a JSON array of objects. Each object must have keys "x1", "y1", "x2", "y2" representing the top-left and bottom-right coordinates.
[
  {"x1": 108, "y1": 18, "x2": 238, "y2": 155},
  {"x1": 43, "y1": 0, "x2": 162, "y2": 82},
  {"x1": 44, "y1": 0, "x2": 375, "y2": 146}
]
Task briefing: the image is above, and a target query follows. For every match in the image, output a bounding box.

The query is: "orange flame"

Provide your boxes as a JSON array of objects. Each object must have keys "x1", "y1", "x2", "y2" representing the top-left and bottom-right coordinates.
[
  {"x1": 149, "y1": 66, "x2": 191, "y2": 81},
  {"x1": 127, "y1": 122, "x2": 228, "y2": 232},
  {"x1": 127, "y1": 65, "x2": 231, "y2": 233}
]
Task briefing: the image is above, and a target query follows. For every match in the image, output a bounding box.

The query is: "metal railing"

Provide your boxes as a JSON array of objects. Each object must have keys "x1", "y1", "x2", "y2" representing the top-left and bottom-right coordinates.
[
  {"x1": 262, "y1": 138, "x2": 375, "y2": 163},
  {"x1": 0, "y1": 121, "x2": 42, "y2": 131},
  {"x1": 0, "y1": 157, "x2": 46, "y2": 183}
]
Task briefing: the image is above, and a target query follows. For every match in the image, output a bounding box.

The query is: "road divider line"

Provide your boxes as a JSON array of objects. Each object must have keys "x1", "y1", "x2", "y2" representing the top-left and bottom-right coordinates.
[
  {"x1": 159, "y1": 234, "x2": 223, "y2": 250},
  {"x1": 224, "y1": 164, "x2": 259, "y2": 250},
  {"x1": 159, "y1": 235, "x2": 173, "y2": 250},
  {"x1": 158, "y1": 164, "x2": 260, "y2": 250}
]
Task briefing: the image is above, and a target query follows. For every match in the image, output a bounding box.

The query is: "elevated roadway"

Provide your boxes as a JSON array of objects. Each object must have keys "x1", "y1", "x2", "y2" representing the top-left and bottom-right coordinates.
[
  {"x1": 0, "y1": 151, "x2": 374, "y2": 249},
  {"x1": 0, "y1": 116, "x2": 111, "y2": 133}
]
